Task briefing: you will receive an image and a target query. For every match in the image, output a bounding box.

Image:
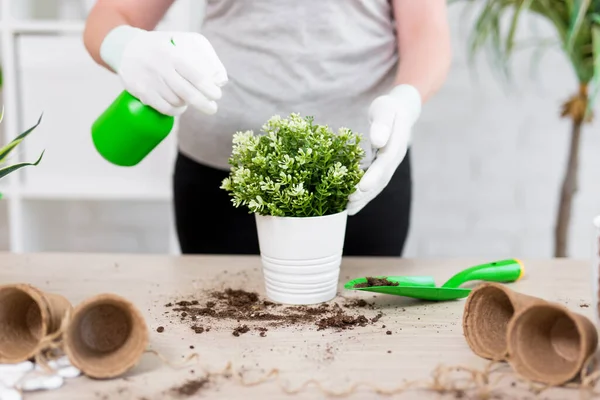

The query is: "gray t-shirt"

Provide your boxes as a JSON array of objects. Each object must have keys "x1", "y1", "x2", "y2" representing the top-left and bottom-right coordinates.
[{"x1": 177, "y1": 0, "x2": 398, "y2": 170}]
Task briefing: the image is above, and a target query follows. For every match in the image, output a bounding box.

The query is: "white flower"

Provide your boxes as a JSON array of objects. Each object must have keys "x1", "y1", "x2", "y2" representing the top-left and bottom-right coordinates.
[
  {"x1": 329, "y1": 162, "x2": 348, "y2": 179},
  {"x1": 232, "y1": 167, "x2": 251, "y2": 184},
  {"x1": 288, "y1": 183, "x2": 306, "y2": 197},
  {"x1": 248, "y1": 195, "x2": 265, "y2": 212},
  {"x1": 278, "y1": 154, "x2": 294, "y2": 170},
  {"x1": 220, "y1": 177, "x2": 232, "y2": 190}
]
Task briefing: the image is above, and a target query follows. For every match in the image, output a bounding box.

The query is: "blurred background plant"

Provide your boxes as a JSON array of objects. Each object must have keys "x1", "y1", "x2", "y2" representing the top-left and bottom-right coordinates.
[
  {"x1": 451, "y1": 0, "x2": 600, "y2": 257},
  {"x1": 0, "y1": 111, "x2": 44, "y2": 184}
]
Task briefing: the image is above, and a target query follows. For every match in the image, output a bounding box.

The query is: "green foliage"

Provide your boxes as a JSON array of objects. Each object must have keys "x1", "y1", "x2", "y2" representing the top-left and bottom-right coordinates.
[
  {"x1": 452, "y1": 0, "x2": 600, "y2": 111},
  {"x1": 0, "y1": 109, "x2": 44, "y2": 181},
  {"x1": 220, "y1": 113, "x2": 365, "y2": 217}
]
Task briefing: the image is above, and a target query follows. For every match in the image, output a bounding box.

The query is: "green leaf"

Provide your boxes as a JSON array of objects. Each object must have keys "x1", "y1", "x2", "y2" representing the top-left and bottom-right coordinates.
[
  {"x1": 566, "y1": 0, "x2": 592, "y2": 52},
  {"x1": 0, "y1": 113, "x2": 43, "y2": 163},
  {"x1": 587, "y1": 24, "x2": 600, "y2": 113},
  {"x1": 506, "y1": 0, "x2": 534, "y2": 56},
  {"x1": 0, "y1": 150, "x2": 44, "y2": 180},
  {"x1": 532, "y1": 0, "x2": 569, "y2": 42},
  {"x1": 468, "y1": 0, "x2": 498, "y2": 60}
]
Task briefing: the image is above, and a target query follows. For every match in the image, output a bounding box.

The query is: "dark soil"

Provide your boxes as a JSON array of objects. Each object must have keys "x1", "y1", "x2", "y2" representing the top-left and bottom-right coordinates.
[
  {"x1": 232, "y1": 325, "x2": 250, "y2": 336},
  {"x1": 191, "y1": 325, "x2": 205, "y2": 334},
  {"x1": 170, "y1": 378, "x2": 209, "y2": 396},
  {"x1": 256, "y1": 327, "x2": 268, "y2": 337},
  {"x1": 354, "y1": 277, "x2": 399, "y2": 288},
  {"x1": 316, "y1": 314, "x2": 369, "y2": 331},
  {"x1": 156, "y1": 326, "x2": 164, "y2": 333},
  {"x1": 344, "y1": 299, "x2": 368, "y2": 308},
  {"x1": 163, "y1": 288, "x2": 383, "y2": 334}
]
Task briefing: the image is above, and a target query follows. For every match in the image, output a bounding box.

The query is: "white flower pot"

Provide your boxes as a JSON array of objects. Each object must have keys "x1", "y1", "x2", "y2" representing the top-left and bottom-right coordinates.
[{"x1": 255, "y1": 210, "x2": 348, "y2": 305}]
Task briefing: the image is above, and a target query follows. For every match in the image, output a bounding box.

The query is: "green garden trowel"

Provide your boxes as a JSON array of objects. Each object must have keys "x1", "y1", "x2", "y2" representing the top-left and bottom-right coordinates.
[{"x1": 344, "y1": 258, "x2": 524, "y2": 301}]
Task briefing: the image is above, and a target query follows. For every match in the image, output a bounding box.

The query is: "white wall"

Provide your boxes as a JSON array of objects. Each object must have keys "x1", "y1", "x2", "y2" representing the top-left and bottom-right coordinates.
[
  {"x1": 404, "y1": 5, "x2": 600, "y2": 260},
  {"x1": 0, "y1": 2, "x2": 598, "y2": 259}
]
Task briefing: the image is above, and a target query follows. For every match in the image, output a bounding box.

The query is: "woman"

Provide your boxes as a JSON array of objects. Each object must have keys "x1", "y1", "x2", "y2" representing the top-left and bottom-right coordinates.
[{"x1": 83, "y1": 0, "x2": 451, "y2": 256}]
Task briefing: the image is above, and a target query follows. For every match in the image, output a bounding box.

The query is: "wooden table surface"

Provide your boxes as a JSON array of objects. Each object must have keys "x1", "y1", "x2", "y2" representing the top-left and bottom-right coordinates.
[{"x1": 0, "y1": 252, "x2": 597, "y2": 399}]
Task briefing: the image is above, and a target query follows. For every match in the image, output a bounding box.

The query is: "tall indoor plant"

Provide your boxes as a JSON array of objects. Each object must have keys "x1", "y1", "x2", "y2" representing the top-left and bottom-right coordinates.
[
  {"x1": 221, "y1": 113, "x2": 364, "y2": 304},
  {"x1": 453, "y1": 0, "x2": 600, "y2": 257}
]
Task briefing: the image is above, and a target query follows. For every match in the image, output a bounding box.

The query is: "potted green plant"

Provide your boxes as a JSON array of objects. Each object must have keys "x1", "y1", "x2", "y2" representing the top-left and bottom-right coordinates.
[
  {"x1": 0, "y1": 110, "x2": 44, "y2": 189},
  {"x1": 221, "y1": 113, "x2": 365, "y2": 305}
]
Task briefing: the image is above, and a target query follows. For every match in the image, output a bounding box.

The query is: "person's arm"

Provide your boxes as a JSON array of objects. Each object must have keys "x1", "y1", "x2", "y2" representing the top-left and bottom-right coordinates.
[
  {"x1": 82, "y1": 0, "x2": 227, "y2": 116},
  {"x1": 83, "y1": 0, "x2": 176, "y2": 70},
  {"x1": 392, "y1": 0, "x2": 452, "y2": 103},
  {"x1": 346, "y1": 0, "x2": 451, "y2": 216}
]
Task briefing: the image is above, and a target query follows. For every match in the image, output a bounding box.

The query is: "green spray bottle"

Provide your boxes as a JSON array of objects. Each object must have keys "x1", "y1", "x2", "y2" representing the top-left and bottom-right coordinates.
[
  {"x1": 91, "y1": 90, "x2": 174, "y2": 167},
  {"x1": 92, "y1": 37, "x2": 178, "y2": 167}
]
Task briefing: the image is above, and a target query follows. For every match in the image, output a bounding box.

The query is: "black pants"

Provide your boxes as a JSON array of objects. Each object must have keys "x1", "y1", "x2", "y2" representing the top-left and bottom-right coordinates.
[{"x1": 173, "y1": 150, "x2": 412, "y2": 256}]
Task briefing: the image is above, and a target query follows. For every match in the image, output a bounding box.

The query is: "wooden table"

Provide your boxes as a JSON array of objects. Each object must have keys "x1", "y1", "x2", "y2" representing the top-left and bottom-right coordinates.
[{"x1": 0, "y1": 252, "x2": 597, "y2": 399}]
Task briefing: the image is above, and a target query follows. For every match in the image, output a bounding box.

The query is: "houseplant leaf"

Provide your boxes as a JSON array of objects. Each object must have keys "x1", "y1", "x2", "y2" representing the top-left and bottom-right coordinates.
[
  {"x1": 0, "y1": 112, "x2": 43, "y2": 163},
  {"x1": 566, "y1": 0, "x2": 591, "y2": 53},
  {"x1": 587, "y1": 23, "x2": 600, "y2": 113},
  {"x1": 0, "y1": 150, "x2": 44, "y2": 180},
  {"x1": 506, "y1": 0, "x2": 534, "y2": 56}
]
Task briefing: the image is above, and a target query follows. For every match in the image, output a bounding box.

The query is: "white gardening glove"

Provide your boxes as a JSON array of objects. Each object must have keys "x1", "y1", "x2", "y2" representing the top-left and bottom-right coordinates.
[
  {"x1": 100, "y1": 25, "x2": 228, "y2": 117},
  {"x1": 346, "y1": 84, "x2": 422, "y2": 216}
]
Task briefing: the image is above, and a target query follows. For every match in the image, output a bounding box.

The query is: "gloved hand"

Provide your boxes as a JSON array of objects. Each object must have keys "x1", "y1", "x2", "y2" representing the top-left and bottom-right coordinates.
[
  {"x1": 346, "y1": 84, "x2": 422, "y2": 216},
  {"x1": 100, "y1": 25, "x2": 228, "y2": 117}
]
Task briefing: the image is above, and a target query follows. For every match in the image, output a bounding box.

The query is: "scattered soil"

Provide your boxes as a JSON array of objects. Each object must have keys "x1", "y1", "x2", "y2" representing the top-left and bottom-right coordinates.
[
  {"x1": 316, "y1": 314, "x2": 369, "y2": 331},
  {"x1": 325, "y1": 344, "x2": 335, "y2": 361},
  {"x1": 580, "y1": 303, "x2": 589, "y2": 308},
  {"x1": 386, "y1": 331, "x2": 392, "y2": 335},
  {"x1": 344, "y1": 299, "x2": 368, "y2": 308},
  {"x1": 162, "y1": 288, "x2": 384, "y2": 334},
  {"x1": 353, "y1": 277, "x2": 399, "y2": 288},
  {"x1": 371, "y1": 313, "x2": 383, "y2": 323},
  {"x1": 170, "y1": 378, "x2": 209, "y2": 397},
  {"x1": 256, "y1": 327, "x2": 268, "y2": 337},
  {"x1": 156, "y1": 326, "x2": 164, "y2": 333},
  {"x1": 191, "y1": 325, "x2": 205, "y2": 334},
  {"x1": 232, "y1": 325, "x2": 250, "y2": 337}
]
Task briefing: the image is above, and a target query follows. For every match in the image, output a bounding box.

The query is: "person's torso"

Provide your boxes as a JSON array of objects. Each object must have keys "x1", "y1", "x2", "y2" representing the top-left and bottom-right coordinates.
[{"x1": 178, "y1": 0, "x2": 398, "y2": 170}]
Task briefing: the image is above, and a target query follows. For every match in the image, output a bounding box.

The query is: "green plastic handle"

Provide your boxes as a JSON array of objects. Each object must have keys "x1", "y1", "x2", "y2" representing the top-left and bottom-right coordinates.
[
  {"x1": 441, "y1": 258, "x2": 524, "y2": 288},
  {"x1": 91, "y1": 39, "x2": 177, "y2": 167}
]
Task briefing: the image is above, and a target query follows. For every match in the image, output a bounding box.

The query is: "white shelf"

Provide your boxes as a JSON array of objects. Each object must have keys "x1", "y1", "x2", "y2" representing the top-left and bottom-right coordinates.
[
  {"x1": 4, "y1": 21, "x2": 84, "y2": 34},
  {"x1": 18, "y1": 186, "x2": 172, "y2": 201},
  {"x1": 0, "y1": 180, "x2": 171, "y2": 201}
]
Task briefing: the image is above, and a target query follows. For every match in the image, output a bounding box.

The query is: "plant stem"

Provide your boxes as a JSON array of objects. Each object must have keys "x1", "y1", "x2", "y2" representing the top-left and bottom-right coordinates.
[{"x1": 554, "y1": 114, "x2": 583, "y2": 258}]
